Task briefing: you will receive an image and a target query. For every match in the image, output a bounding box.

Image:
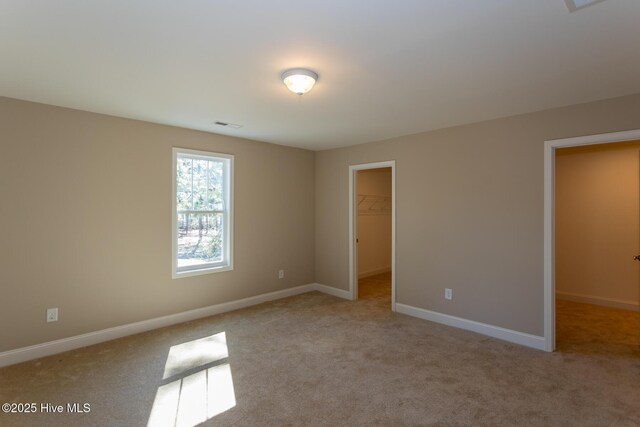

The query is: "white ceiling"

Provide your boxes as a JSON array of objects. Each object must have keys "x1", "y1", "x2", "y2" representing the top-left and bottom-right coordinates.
[{"x1": 1, "y1": 0, "x2": 639, "y2": 150}]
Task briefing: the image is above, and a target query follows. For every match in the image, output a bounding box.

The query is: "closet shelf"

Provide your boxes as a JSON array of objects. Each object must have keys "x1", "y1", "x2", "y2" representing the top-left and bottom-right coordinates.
[{"x1": 357, "y1": 194, "x2": 391, "y2": 216}]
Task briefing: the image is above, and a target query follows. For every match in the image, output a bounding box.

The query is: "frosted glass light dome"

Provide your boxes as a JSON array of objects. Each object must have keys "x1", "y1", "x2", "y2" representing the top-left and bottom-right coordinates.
[{"x1": 281, "y1": 68, "x2": 318, "y2": 95}]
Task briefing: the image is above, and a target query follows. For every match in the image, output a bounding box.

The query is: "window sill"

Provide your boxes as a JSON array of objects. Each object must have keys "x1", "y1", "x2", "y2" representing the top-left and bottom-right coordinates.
[{"x1": 172, "y1": 264, "x2": 233, "y2": 279}]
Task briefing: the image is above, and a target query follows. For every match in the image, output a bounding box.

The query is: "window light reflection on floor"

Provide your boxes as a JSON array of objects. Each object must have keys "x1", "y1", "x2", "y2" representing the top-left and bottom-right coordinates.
[
  {"x1": 163, "y1": 333, "x2": 229, "y2": 379},
  {"x1": 147, "y1": 332, "x2": 236, "y2": 427}
]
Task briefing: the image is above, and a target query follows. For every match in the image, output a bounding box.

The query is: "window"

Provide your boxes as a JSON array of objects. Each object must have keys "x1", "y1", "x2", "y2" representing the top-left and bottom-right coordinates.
[{"x1": 172, "y1": 148, "x2": 233, "y2": 278}]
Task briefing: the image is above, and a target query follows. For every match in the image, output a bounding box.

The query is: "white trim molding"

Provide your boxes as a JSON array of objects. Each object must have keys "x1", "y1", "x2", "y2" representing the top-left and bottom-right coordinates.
[
  {"x1": 349, "y1": 161, "x2": 397, "y2": 311},
  {"x1": 312, "y1": 283, "x2": 352, "y2": 300},
  {"x1": 0, "y1": 283, "x2": 357, "y2": 368},
  {"x1": 1, "y1": 284, "x2": 325, "y2": 368},
  {"x1": 396, "y1": 303, "x2": 546, "y2": 351},
  {"x1": 544, "y1": 129, "x2": 640, "y2": 352}
]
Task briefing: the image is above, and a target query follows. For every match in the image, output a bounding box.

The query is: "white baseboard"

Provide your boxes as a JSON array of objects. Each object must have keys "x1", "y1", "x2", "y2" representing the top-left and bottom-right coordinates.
[
  {"x1": 312, "y1": 283, "x2": 353, "y2": 300},
  {"x1": 1, "y1": 284, "x2": 544, "y2": 368},
  {"x1": 556, "y1": 291, "x2": 639, "y2": 312},
  {"x1": 358, "y1": 267, "x2": 391, "y2": 279},
  {"x1": 395, "y1": 303, "x2": 546, "y2": 351},
  {"x1": 0, "y1": 284, "x2": 316, "y2": 368}
]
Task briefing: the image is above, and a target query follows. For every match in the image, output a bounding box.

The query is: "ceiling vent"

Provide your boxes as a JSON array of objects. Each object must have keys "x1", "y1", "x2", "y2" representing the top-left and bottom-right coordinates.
[
  {"x1": 565, "y1": 0, "x2": 607, "y2": 12},
  {"x1": 214, "y1": 121, "x2": 242, "y2": 129}
]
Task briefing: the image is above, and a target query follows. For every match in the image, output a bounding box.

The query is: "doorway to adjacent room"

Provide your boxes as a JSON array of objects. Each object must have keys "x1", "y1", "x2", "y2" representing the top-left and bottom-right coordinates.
[
  {"x1": 554, "y1": 140, "x2": 640, "y2": 355},
  {"x1": 349, "y1": 161, "x2": 396, "y2": 311},
  {"x1": 544, "y1": 129, "x2": 640, "y2": 352}
]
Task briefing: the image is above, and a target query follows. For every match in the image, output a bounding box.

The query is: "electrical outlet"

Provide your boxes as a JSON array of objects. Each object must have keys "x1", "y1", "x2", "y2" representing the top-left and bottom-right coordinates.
[
  {"x1": 46, "y1": 308, "x2": 58, "y2": 323},
  {"x1": 444, "y1": 288, "x2": 453, "y2": 300},
  {"x1": 278, "y1": 269, "x2": 285, "y2": 279}
]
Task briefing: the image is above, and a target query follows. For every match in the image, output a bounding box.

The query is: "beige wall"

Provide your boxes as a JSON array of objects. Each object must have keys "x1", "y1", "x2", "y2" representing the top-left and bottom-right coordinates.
[
  {"x1": 0, "y1": 97, "x2": 315, "y2": 352},
  {"x1": 357, "y1": 168, "x2": 392, "y2": 278},
  {"x1": 3, "y1": 92, "x2": 640, "y2": 352},
  {"x1": 315, "y1": 93, "x2": 640, "y2": 336},
  {"x1": 556, "y1": 141, "x2": 640, "y2": 309}
]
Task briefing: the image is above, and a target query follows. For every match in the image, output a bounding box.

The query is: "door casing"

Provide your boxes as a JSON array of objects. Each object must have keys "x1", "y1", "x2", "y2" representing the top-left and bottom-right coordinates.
[{"x1": 544, "y1": 129, "x2": 640, "y2": 352}]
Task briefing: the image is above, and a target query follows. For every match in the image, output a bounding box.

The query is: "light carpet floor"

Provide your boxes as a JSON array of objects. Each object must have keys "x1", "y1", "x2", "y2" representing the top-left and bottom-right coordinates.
[{"x1": 1, "y1": 275, "x2": 639, "y2": 426}]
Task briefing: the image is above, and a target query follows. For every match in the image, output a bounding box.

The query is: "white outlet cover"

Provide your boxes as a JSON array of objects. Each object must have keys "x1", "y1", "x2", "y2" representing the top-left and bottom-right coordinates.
[
  {"x1": 47, "y1": 308, "x2": 58, "y2": 322},
  {"x1": 444, "y1": 288, "x2": 453, "y2": 300},
  {"x1": 278, "y1": 270, "x2": 285, "y2": 279}
]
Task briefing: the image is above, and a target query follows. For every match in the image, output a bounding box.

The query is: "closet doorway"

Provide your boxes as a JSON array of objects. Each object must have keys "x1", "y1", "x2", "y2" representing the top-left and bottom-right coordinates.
[
  {"x1": 555, "y1": 140, "x2": 640, "y2": 355},
  {"x1": 349, "y1": 161, "x2": 396, "y2": 310}
]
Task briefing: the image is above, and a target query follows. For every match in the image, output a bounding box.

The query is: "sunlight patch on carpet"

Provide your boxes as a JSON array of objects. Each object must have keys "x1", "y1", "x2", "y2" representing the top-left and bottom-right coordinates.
[
  {"x1": 163, "y1": 332, "x2": 229, "y2": 379},
  {"x1": 147, "y1": 333, "x2": 236, "y2": 427}
]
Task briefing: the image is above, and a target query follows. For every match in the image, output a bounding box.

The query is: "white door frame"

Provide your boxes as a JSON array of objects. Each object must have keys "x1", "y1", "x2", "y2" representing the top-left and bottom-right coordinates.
[
  {"x1": 349, "y1": 161, "x2": 397, "y2": 310},
  {"x1": 543, "y1": 129, "x2": 640, "y2": 352}
]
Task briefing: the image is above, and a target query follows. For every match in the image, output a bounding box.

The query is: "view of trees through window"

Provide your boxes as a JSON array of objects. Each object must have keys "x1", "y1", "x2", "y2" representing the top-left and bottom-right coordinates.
[{"x1": 176, "y1": 155, "x2": 225, "y2": 269}]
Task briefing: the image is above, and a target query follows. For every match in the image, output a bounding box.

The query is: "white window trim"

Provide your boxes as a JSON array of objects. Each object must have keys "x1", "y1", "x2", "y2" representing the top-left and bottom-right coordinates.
[{"x1": 172, "y1": 147, "x2": 234, "y2": 279}]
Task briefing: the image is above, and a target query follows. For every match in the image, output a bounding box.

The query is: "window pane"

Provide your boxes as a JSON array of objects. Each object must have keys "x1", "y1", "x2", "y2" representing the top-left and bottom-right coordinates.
[
  {"x1": 177, "y1": 155, "x2": 225, "y2": 213},
  {"x1": 192, "y1": 159, "x2": 208, "y2": 210},
  {"x1": 176, "y1": 157, "x2": 193, "y2": 210},
  {"x1": 177, "y1": 213, "x2": 224, "y2": 268},
  {"x1": 208, "y1": 160, "x2": 224, "y2": 211}
]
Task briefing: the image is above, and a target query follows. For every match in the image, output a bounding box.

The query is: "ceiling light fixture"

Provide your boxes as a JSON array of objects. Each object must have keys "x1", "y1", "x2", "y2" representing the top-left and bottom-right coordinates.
[{"x1": 281, "y1": 68, "x2": 318, "y2": 95}]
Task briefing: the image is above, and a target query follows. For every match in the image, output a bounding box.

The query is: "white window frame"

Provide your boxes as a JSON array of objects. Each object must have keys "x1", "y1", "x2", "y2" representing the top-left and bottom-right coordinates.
[{"x1": 172, "y1": 147, "x2": 234, "y2": 279}]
